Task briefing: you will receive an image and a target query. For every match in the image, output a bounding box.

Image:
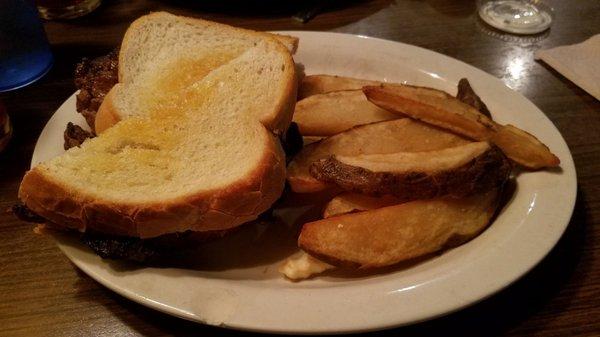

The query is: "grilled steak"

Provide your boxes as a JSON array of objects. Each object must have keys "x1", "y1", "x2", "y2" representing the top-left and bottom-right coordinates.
[
  {"x1": 457, "y1": 78, "x2": 492, "y2": 119},
  {"x1": 74, "y1": 49, "x2": 119, "y2": 131},
  {"x1": 12, "y1": 202, "x2": 46, "y2": 223},
  {"x1": 64, "y1": 122, "x2": 95, "y2": 150},
  {"x1": 13, "y1": 202, "x2": 234, "y2": 263}
]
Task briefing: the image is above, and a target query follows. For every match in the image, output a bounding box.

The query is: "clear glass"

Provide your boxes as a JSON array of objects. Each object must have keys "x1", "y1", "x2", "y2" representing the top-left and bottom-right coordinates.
[
  {"x1": 478, "y1": 0, "x2": 554, "y2": 35},
  {"x1": 0, "y1": 0, "x2": 53, "y2": 92},
  {"x1": 36, "y1": 0, "x2": 101, "y2": 20}
]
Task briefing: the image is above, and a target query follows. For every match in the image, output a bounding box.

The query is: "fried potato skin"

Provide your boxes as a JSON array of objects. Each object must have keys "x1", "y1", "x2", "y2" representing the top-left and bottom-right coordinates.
[
  {"x1": 323, "y1": 193, "x2": 402, "y2": 218},
  {"x1": 299, "y1": 188, "x2": 501, "y2": 268},
  {"x1": 310, "y1": 143, "x2": 511, "y2": 200},
  {"x1": 293, "y1": 90, "x2": 398, "y2": 136},
  {"x1": 298, "y1": 74, "x2": 381, "y2": 99},
  {"x1": 363, "y1": 84, "x2": 559, "y2": 169},
  {"x1": 287, "y1": 119, "x2": 470, "y2": 193}
]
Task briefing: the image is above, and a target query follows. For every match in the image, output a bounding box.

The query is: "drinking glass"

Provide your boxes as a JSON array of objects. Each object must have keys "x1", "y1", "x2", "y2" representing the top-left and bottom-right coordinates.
[
  {"x1": 0, "y1": 0, "x2": 53, "y2": 92},
  {"x1": 478, "y1": 0, "x2": 554, "y2": 34},
  {"x1": 36, "y1": 0, "x2": 102, "y2": 20}
]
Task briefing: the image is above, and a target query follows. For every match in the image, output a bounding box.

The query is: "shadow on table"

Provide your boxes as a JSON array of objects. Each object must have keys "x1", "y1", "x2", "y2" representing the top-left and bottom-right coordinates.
[
  {"x1": 162, "y1": 0, "x2": 393, "y2": 30},
  {"x1": 423, "y1": 0, "x2": 478, "y2": 18},
  {"x1": 55, "y1": 0, "x2": 393, "y2": 32},
  {"x1": 97, "y1": 182, "x2": 513, "y2": 281},
  {"x1": 164, "y1": 0, "x2": 352, "y2": 16},
  {"x1": 72, "y1": 184, "x2": 588, "y2": 337},
  {"x1": 67, "y1": 186, "x2": 590, "y2": 335},
  {"x1": 163, "y1": 0, "x2": 374, "y2": 17}
]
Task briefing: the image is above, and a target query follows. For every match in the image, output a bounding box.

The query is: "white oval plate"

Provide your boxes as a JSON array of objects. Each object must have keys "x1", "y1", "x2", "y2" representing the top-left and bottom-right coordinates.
[{"x1": 32, "y1": 32, "x2": 576, "y2": 334}]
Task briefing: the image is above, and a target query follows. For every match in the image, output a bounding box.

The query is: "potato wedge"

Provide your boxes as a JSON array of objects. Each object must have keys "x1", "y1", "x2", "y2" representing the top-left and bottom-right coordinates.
[
  {"x1": 287, "y1": 119, "x2": 471, "y2": 193},
  {"x1": 298, "y1": 74, "x2": 381, "y2": 99},
  {"x1": 490, "y1": 124, "x2": 560, "y2": 169},
  {"x1": 303, "y1": 136, "x2": 324, "y2": 145},
  {"x1": 297, "y1": 77, "x2": 493, "y2": 137},
  {"x1": 293, "y1": 90, "x2": 398, "y2": 136},
  {"x1": 311, "y1": 142, "x2": 511, "y2": 200},
  {"x1": 364, "y1": 84, "x2": 496, "y2": 138},
  {"x1": 363, "y1": 84, "x2": 560, "y2": 169},
  {"x1": 299, "y1": 188, "x2": 500, "y2": 268},
  {"x1": 301, "y1": 76, "x2": 493, "y2": 116},
  {"x1": 323, "y1": 193, "x2": 402, "y2": 218}
]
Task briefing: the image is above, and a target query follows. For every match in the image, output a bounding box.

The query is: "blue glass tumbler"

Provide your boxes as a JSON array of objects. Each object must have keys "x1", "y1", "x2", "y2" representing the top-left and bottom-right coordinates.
[{"x1": 0, "y1": 0, "x2": 53, "y2": 92}]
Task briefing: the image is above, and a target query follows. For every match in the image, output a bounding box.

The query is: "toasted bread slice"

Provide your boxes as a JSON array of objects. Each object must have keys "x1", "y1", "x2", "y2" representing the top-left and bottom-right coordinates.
[
  {"x1": 287, "y1": 119, "x2": 471, "y2": 193},
  {"x1": 299, "y1": 188, "x2": 500, "y2": 268},
  {"x1": 292, "y1": 90, "x2": 398, "y2": 136},
  {"x1": 19, "y1": 13, "x2": 297, "y2": 238},
  {"x1": 311, "y1": 142, "x2": 510, "y2": 200},
  {"x1": 95, "y1": 12, "x2": 297, "y2": 135},
  {"x1": 364, "y1": 84, "x2": 560, "y2": 169}
]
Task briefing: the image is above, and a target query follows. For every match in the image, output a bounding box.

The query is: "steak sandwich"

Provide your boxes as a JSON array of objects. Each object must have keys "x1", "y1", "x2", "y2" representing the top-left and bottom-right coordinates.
[{"x1": 18, "y1": 13, "x2": 299, "y2": 261}]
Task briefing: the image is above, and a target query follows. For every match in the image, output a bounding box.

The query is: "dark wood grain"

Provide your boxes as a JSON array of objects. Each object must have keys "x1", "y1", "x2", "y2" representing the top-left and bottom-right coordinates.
[{"x1": 1, "y1": 0, "x2": 599, "y2": 336}]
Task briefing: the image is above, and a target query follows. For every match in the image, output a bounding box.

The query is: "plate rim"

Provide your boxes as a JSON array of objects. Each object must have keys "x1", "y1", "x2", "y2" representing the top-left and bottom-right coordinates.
[{"x1": 32, "y1": 31, "x2": 577, "y2": 334}]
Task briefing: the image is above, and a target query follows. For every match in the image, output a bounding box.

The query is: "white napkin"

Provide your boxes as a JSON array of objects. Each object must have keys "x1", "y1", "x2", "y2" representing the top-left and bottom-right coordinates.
[{"x1": 535, "y1": 35, "x2": 600, "y2": 100}]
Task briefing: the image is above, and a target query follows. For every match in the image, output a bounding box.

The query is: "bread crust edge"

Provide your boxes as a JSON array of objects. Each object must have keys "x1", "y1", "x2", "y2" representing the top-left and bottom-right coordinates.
[
  {"x1": 19, "y1": 133, "x2": 286, "y2": 238},
  {"x1": 21, "y1": 13, "x2": 297, "y2": 238}
]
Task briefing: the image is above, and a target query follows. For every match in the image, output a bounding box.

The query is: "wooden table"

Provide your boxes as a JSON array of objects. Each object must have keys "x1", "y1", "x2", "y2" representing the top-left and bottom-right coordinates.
[{"x1": 1, "y1": 0, "x2": 599, "y2": 335}]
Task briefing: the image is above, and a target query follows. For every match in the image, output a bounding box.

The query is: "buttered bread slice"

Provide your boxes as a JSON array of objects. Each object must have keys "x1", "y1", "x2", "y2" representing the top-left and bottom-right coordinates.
[{"x1": 19, "y1": 13, "x2": 297, "y2": 238}]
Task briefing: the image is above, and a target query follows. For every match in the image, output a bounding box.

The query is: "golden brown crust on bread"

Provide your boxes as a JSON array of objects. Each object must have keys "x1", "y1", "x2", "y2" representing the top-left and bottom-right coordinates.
[
  {"x1": 94, "y1": 87, "x2": 120, "y2": 134},
  {"x1": 20, "y1": 14, "x2": 296, "y2": 238},
  {"x1": 272, "y1": 34, "x2": 299, "y2": 54},
  {"x1": 103, "y1": 14, "x2": 298, "y2": 135},
  {"x1": 96, "y1": 72, "x2": 296, "y2": 138},
  {"x1": 118, "y1": 12, "x2": 298, "y2": 83},
  {"x1": 95, "y1": 76, "x2": 297, "y2": 136},
  {"x1": 261, "y1": 57, "x2": 298, "y2": 135},
  {"x1": 19, "y1": 133, "x2": 285, "y2": 238}
]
